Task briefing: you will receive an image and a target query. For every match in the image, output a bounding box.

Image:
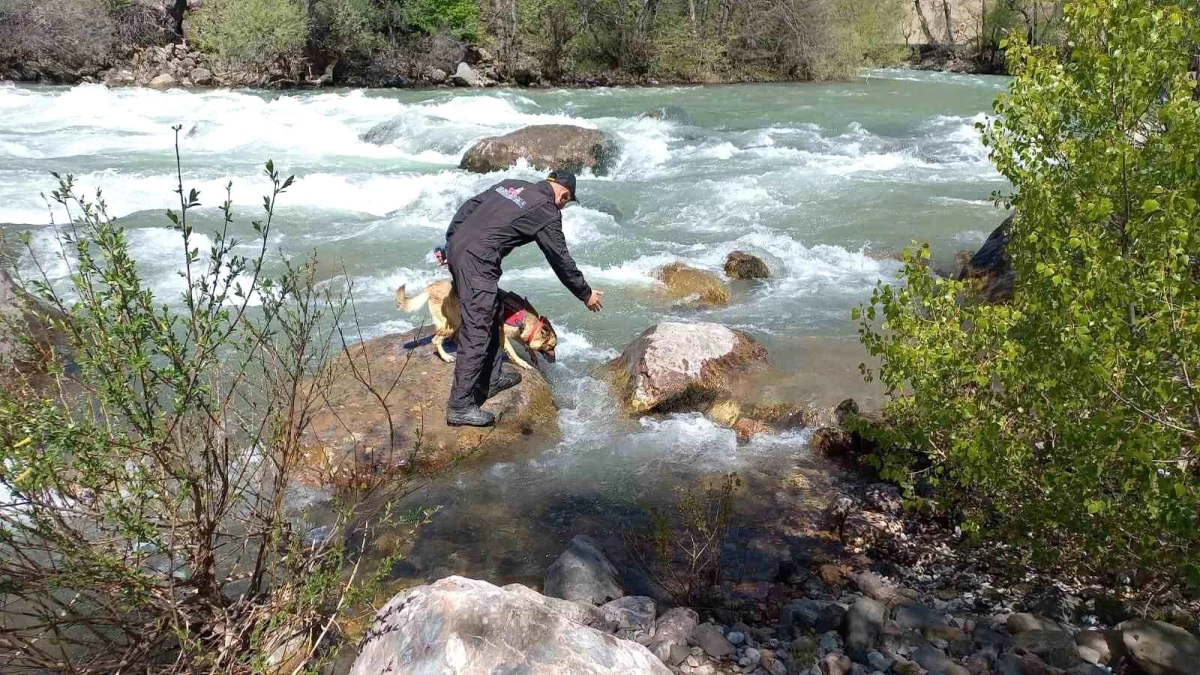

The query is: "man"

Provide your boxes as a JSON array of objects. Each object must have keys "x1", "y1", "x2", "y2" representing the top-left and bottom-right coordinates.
[{"x1": 443, "y1": 170, "x2": 604, "y2": 427}]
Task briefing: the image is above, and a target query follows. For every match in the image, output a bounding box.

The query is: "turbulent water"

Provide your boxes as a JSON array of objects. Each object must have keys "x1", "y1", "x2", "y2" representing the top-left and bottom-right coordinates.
[{"x1": 0, "y1": 69, "x2": 1010, "y2": 589}]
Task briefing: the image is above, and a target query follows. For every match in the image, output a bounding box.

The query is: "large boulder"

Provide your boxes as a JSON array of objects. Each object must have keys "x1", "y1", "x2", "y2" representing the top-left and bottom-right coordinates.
[
  {"x1": 653, "y1": 263, "x2": 731, "y2": 307},
  {"x1": 1119, "y1": 619, "x2": 1200, "y2": 675},
  {"x1": 957, "y1": 213, "x2": 1014, "y2": 302},
  {"x1": 608, "y1": 322, "x2": 768, "y2": 414},
  {"x1": 460, "y1": 124, "x2": 618, "y2": 175},
  {"x1": 647, "y1": 607, "x2": 699, "y2": 664},
  {"x1": 724, "y1": 251, "x2": 771, "y2": 280},
  {"x1": 450, "y1": 61, "x2": 484, "y2": 87},
  {"x1": 350, "y1": 576, "x2": 671, "y2": 675},
  {"x1": 301, "y1": 327, "x2": 557, "y2": 487},
  {"x1": 544, "y1": 535, "x2": 625, "y2": 605}
]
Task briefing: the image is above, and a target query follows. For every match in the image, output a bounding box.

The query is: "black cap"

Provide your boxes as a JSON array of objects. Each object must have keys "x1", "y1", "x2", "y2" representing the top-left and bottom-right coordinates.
[{"x1": 548, "y1": 170, "x2": 578, "y2": 202}]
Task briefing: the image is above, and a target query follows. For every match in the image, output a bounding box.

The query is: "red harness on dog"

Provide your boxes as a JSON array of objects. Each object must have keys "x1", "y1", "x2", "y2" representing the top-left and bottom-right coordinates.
[{"x1": 503, "y1": 307, "x2": 545, "y2": 343}]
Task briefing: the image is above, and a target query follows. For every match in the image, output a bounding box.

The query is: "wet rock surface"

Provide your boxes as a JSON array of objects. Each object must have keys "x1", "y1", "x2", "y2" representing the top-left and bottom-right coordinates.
[
  {"x1": 724, "y1": 251, "x2": 771, "y2": 280},
  {"x1": 300, "y1": 327, "x2": 557, "y2": 486},
  {"x1": 459, "y1": 124, "x2": 619, "y2": 174},
  {"x1": 545, "y1": 534, "x2": 626, "y2": 605},
  {"x1": 655, "y1": 262, "x2": 732, "y2": 307}
]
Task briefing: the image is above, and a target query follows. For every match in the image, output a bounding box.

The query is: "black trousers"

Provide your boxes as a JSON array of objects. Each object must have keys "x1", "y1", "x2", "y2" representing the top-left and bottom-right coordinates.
[{"x1": 447, "y1": 251, "x2": 506, "y2": 409}]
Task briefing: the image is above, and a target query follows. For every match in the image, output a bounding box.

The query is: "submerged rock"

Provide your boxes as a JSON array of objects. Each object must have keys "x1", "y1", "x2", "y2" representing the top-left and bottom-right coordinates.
[
  {"x1": 639, "y1": 105, "x2": 695, "y2": 124},
  {"x1": 544, "y1": 534, "x2": 624, "y2": 605},
  {"x1": 349, "y1": 576, "x2": 670, "y2": 675},
  {"x1": 608, "y1": 322, "x2": 768, "y2": 414},
  {"x1": 301, "y1": 326, "x2": 557, "y2": 487},
  {"x1": 460, "y1": 124, "x2": 618, "y2": 175},
  {"x1": 653, "y1": 262, "x2": 731, "y2": 307},
  {"x1": 724, "y1": 251, "x2": 771, "y2": 280}
]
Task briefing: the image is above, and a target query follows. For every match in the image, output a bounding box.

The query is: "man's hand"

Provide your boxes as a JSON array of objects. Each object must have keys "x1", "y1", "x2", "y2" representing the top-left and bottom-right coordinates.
[{"x1": 585, "y1": 290, "x2": 604, "y2": 312}]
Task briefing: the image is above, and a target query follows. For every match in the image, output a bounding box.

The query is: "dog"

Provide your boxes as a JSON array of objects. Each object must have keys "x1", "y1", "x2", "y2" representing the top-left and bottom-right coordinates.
[{"x1": 395, "y1": 279, "x2": 558, "y2": 370}]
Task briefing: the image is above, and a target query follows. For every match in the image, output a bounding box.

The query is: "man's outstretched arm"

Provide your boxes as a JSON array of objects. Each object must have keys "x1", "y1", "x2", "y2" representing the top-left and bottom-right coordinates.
[{"x1": 534, "y1": 215, "x2": 593, "y2": 303}]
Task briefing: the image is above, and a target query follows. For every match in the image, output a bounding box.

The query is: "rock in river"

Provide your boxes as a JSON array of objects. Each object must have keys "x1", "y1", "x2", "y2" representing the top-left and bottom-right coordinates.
[
  {"x1": 653, "y1": 262, "x2": 731, "y2": 307},
  {"x1": 300, "y1": 327, "x2": 557, "y2": 487},
  {"x1": 350, "y1": 576, "x2": 671, "y2": 675},
  {"x1": 544, "y1": 534, "x2": 625, "y2": 605},
  {"x1": 459, "y1": 124, "x2": 618, "y2": 175},
  {"x1": 608, "y1": 322, "x2": 769, "y2": 414},
  {"x1": 724, "y1": 251, "x2": 771, "y2": 280}
]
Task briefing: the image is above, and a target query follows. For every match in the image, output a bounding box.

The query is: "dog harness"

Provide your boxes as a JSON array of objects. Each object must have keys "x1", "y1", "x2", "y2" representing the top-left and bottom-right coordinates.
[{"x1": 503, "y1": 307, "x2": 545, "y2": 343}]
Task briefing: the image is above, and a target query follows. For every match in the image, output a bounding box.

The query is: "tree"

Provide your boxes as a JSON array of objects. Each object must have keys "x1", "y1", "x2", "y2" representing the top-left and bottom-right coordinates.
[{"x1": 856, "y1": 0, "x2": 1200, "y2": 581}]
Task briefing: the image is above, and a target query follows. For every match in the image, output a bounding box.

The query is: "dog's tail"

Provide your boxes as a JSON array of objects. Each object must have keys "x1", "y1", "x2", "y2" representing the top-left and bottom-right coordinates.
[{"x1": 395, "y1": 285, "x2": 429, "y2": 312}]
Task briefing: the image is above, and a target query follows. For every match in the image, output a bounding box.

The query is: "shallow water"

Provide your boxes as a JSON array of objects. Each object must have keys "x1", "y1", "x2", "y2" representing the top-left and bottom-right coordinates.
[{"x1": 1, "y1": 69, "x2": 1010, "y2": 594}]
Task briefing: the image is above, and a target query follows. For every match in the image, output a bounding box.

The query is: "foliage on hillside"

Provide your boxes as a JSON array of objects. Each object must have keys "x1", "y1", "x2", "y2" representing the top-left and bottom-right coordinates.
[{"x1": 856, "y1": 0, "x2": 1200, "y2": 582}]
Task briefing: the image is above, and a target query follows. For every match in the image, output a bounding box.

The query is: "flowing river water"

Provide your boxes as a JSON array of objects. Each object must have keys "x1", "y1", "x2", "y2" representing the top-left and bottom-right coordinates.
[{"x1": 0, "y1": 70, "x2": 1010, "y2": 600}]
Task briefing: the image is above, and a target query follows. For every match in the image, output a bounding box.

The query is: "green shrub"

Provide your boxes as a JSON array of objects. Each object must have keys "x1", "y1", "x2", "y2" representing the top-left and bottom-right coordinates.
[
  {"x1": 856, "y1": 0, "x2": 1200, "y2": 581},
  {"x1": 314, "y1": 0, "x2": 383, "y2": 57},
  {"x1": 406, "y1": 0, "x2": 481, "y2": 41},
  {"x1": 190, "y1": 0, "x2": 309, "y2": 65}
]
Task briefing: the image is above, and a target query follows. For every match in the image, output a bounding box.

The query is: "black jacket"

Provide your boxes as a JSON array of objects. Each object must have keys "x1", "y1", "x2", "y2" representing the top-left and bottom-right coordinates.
[{"x1": 446, "y1": 179, "x2": 592, "y2": 301}]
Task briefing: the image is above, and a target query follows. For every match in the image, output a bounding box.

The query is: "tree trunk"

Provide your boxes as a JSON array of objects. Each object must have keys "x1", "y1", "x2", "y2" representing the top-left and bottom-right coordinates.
[
  {"x1": 942, "y1": 0, "x2": 955, "y2": 45},
  {"x1": 914, "y1": 0, "x2": 938, "y2": 44}
]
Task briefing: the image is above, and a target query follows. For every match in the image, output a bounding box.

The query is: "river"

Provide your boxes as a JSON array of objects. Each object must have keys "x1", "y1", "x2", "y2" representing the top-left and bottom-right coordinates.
[{"x1": 0, "y1": 69, "x2": 1010, "y2": 597}]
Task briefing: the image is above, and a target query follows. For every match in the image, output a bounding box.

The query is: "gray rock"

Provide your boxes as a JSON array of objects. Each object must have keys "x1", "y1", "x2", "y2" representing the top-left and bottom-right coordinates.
[
  {"x1": 451, "y1": 61, "x2": 482, "y2": 87},
  {"x1": 729, "y1": 631, "x2": 746, "y2": 645},
  {"x1": 912, "y1": 644, "x2": 969, "y2": 675},
  {"x1": 1075, "y1": 646, "x2": 1101, "y2": 665},
  {"x1": 784, "y1": 599, "x2": 848, "y2": 636},
  {"x1": 148, "y1": 73, "x2": 175, "y2": 89},
  {"x1": 695, "y1": 622, "x2": 735, "y2": 658},
  {"x1": 668, "y1": 642, "x2": 691, "y2": 665},
  {"x1": 1011, "y1": 630, "x2": 1083, "y2": 669},
  {"x1": 189, "y1": 67, "x2": 213, "y2": 86},
  {"x1": 460, "y1": 123, "x2": 619, "y2": 175},
  {"x1": 609, "y1": 322, "x2": 768, "y2": 415},
  {"x1": 427, "y1": 67, "x2": 448, "y2": 84},
  {"x1": 1075, "y1": 629, "x2": 1122, "y2": 665},
  {"x1": 1119, "y1": 618, "x2": 1200, "y2": 675},
  {"x1": 866, "y1": 650, "x2": 893, "y2": 672},
  {"x1": 543, "y1": 534, "x2": 624, "y2": 605},
  {"x1": 844, "y1": 597, "x2": 888, "y2": 663},
  {"x1": 892, "y1": 602, "x2": 948, "y2": 631},
  {"x1": 501, "y1": 583, "x2": 616, "y2": 631},
  {"x1": 821, "y1": 653, "x2": 852, "y2": 675},
  {"x1": 600, "y1": 595, "x2": 656, "y2": 639},
  {"x1": 1008, "y1": 613, "x2": 1064, "y2": 634},
  {"x1": 649, "y1": 607, "x2": 699, "y2": 663},
  {"x1": 764, "y1": 655, "x2": 789, "y2": 675},
  {"x1": 864, "y1": 483, "x2": 903, "y2": 514},
  {"x1": 1064, "y1": 665, "x2": 1106, "y2": 675},
  {"x1": 994, "y1": 653, "x2": 1024, "y2": 675},
  {"x1": 744, "y1": 647, "x2": 762, "y2": 666},
  {"x1": 851, "y1": 571, "x2": 909, "y2": 604},
  {"x1": 821, "y1": 633, "x2": 841, "y2": 651},
  {"x1": 349, "y1": 576, "x2": 670, "y2": 675}
]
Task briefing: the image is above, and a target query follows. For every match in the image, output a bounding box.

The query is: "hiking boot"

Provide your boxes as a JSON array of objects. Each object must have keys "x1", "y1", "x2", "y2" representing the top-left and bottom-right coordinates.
[
  {"x1": 487, "y1": 371, "x2": 523, "y2": 399},
  {"x1": 446, "y1": 405, "x2": 496, "y2": 428}
]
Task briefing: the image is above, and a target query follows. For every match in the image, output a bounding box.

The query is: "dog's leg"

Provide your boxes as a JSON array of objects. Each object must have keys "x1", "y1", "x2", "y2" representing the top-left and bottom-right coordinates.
[
  {"x1": 502, "y1": 332, "x2": 535, "y2": 370},
  {"x1": 433, "y1": 333, "x2": 456, "y2": 364}
]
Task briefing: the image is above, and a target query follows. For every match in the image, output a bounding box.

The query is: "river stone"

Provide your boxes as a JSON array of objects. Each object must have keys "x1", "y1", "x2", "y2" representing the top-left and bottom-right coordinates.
[
  {"x1": 694, "y1": 622, "x2": 735, "y2": 658},
  {"x1": 913, "y1": 644, "x2": 969, "y2": 675},
  {"x1": 654, "y1": 262, "x2": 731, "y2": 307},
  {"x1": 148, "y1": 73, "x2": 175, "y2": 89},
  {"x1": 892, "y1": 602, "x2": 947, "y2": 631},
  {"x1": 450, "y1": 61, "x2": 482, "y2": 87},
  {"x1": 782, "y1": 598, "x2": 847, "y2": 636},
  {"x1": 599, "y1": 595, "x2": 656, "y2": 639},
  {"x1": 189, "y1": 67, "x2": 213, "y2": 85},
  {"x1": 460, "y1": 124, "x2": 618, "y2": 175},
  {"x1": 608, "y1": 322, "x2": 768, "y2": 415},
  {"x1": 724, "y1": 251, "x2": 771, "y2": 279},
  {"x1": 1074, "y1": 630, "x2": 1122, "y2": 665},
  {"x1": 1119, "y1": 619, "x2": 1200, "y2": 675},
  {"x1": 844, "y1": 597, "x2": 889, "y2": 663},
  {"x1": 349, "y1": 576, "x2": 670, "y2": 675},
  {"x1": 1012, "y1": 630, "x2": 1084, "y2": 669},
  {"x1": 501, "y1": 583, "x2": 616, "y2": 632},
  {"x1": 300, "y1": 327, "x2": 557, "y2": 487},
  {"x1": 648, "y1": 607, "x2": 699, "y2": 664},
  {"x1": 544, "y1": 534, "x2": 624, "y2": 605}
]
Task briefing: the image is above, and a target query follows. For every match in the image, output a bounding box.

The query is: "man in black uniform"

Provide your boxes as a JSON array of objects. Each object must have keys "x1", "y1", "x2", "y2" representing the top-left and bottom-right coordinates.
[{"x1": 444, "y1": 170, "x2": 604, "y2": 427}]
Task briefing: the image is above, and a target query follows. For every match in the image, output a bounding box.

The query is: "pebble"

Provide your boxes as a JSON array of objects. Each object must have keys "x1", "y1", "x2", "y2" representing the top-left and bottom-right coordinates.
[
  {"x1": 745, "y1": 647, "x2": 762, "y2": 666},
  {"x1": 820, "y1": 633, "x2": 839, "y2": 652},
  {"x1": 729, "y1": 631, "x2": 746, "y2": 645}
]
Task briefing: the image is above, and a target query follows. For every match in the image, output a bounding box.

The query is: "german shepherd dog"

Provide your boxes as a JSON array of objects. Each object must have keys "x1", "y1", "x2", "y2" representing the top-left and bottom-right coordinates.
[{"x1": 395, "y1": 279, "x2": 558, "y2": 370}]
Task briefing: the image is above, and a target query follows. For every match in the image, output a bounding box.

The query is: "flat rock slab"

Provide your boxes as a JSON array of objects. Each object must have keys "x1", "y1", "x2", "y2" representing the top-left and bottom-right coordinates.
[
  {"x1": 351, "y1": 576, "x2": 670, "y2": 675},
  {"x1": 301, "y1": 327, "x2": 557, "y2": 487}
]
